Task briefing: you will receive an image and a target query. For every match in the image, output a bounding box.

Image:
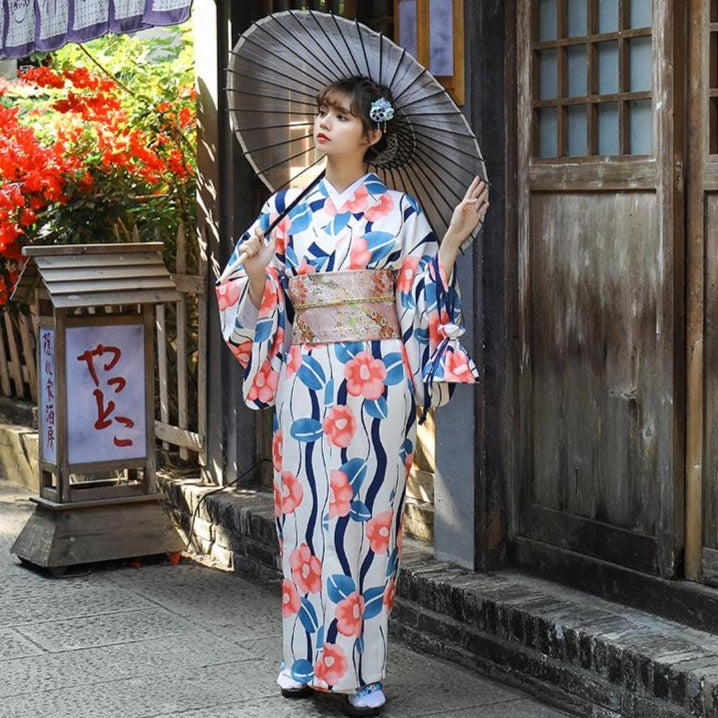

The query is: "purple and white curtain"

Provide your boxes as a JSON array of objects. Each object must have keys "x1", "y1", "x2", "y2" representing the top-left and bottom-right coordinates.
[{"x1": 1, "y1": 0, "x2": 192, "y2": 59}]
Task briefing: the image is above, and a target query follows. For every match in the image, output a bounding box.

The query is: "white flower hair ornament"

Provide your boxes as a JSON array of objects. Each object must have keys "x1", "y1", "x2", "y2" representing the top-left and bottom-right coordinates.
[{"x1": 369, "y1": 97, "x2": 395, "y2": 125}]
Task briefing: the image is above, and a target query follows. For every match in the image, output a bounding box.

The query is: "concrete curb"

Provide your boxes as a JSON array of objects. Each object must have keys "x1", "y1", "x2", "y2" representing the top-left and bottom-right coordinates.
[{"x1": 162, "y1": 476, "x2": 718, "y2": 718}]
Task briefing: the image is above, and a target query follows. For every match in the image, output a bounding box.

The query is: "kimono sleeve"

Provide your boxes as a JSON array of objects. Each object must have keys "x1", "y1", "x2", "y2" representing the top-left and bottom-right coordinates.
[
  {"x1": 215, "y1": 196, "x2": 288, "y2": 410},
  {"x1": 395, "y1": 195, "x2": 478, "y2": 419}
]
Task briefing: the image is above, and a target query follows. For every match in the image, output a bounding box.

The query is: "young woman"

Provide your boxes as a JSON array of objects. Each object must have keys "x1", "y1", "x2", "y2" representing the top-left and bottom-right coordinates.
[{"x1": 217, "y1": 76, "x2": 489, "y2": 716}]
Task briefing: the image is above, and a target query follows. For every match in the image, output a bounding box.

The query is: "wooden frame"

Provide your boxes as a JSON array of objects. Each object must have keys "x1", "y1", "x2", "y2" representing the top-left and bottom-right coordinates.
[
  {"x1": 394, "y1": 0, "x2": 465, "y2": 105},
  {"x1": 530, "y1": 0, "x2": 653, "y2": 158}
]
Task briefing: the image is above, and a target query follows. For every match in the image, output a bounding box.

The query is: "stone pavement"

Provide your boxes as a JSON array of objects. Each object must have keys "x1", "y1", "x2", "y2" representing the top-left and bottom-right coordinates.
[{"x1": 0, "y1": 478, "x2": 572, "y2": 718}]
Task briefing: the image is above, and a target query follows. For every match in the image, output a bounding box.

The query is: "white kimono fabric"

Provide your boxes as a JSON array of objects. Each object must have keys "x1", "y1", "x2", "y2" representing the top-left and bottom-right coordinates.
[{"x1": 217, "y1": 173, "x2": 477, "y2": 693}]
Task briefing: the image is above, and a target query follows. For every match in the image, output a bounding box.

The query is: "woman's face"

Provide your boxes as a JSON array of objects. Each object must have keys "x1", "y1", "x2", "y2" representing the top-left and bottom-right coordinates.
[{"x1": 314, "y1": 91, "x2": 371, "y2": 159}]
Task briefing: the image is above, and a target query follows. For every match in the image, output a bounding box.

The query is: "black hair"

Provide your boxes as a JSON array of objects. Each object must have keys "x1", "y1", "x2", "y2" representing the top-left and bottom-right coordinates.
[{"x1": 316, "y1": 75, "x2": 395, "y2": 163}]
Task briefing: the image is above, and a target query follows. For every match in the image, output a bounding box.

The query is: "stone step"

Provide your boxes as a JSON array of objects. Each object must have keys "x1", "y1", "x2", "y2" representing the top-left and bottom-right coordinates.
[{"x1": 162, "y1": 477, "x2": 718, "y2": 718}]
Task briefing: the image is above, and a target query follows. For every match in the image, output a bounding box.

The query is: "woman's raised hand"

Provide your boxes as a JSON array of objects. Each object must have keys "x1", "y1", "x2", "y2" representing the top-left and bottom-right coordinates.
[
  {"x1": 439, "y1": 177, "x2": 490, "y2": 276},
  {"x1": 242, "y1": 226, "x2": 276, "y2": 307}
]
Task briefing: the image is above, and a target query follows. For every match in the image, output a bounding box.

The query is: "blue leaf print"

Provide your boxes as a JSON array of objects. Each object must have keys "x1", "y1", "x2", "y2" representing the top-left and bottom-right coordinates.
[
  {"x1": 405, "y1": 194, "x2": 419, "y2": 213},
  {"x1": 328, "y1": 574, "x2": 357, "y2": 603},
  {"x1": 355, "y1": 635, "x2": 365, "y2": 655},
  {"x1": 290, "y1": 659, "x2": 314, "y2": 684},
  {"x1": 254, "y1": 319, "x2": 273, "y2": 343},
  {"x1": 400, "y1": 291, "x2": 416, "y2": 310},
  {"x1": 289, "y1": 203, "x2": 312, "y2": 233},
  {"x1": 322, "y1": 512, "x2": 330, "y2": 532},
  {"x1": 414, "y1": 327, "x2": 429, "y2": 345},
  {"x1": 324, "y1": 379, "x2": 335, "y2": 408},
  {"x1": 362, "y1": 586, "x2": 385, "y2": 620},
  {"x1": 298, "y1": 597, "x2": 320, "y2": 633},
  {"x1": 258, "y1": 212, "x2": 271, "y2": 232},
  {"x1": 297, "y1": 355, "x2": 326, "y2": 391},
  {"x1": 335, "y1": 342, "x2": 364, "y2": 363},
  {"x1": 349, "y1": 500, "x2": 371, "y2": 522},
  {"x1": 364, "y1": 396, "x2": 388, "y2": 420},
  {"x1": 383, "y1": 353, "x2": 405, "y2": 386},
  {"x1": 339, "y1": 458, "x2": 367, "y2": 493},
  {"x1": 324, "y1": 211, "x2": 352, "y2": 235},
  {"x1": 364, "y1": 231, "x2": 395, "y2": 263},
  {"x1": 285, "y1": 244, "x2": 299, "y2": 269},
  {"x1": 273, "y1": 413, "x2": 280, "y2": 432},
  {"x1": 290, "y1": 418, "x2": 324, "y2": 443},
  {"x1": 365, "y1": 178, "x2": 386, "y2": 196},
  {"x1": 399, "y1": 438, "x2": 414, "y2": 464},
  {"x1": 317, "y1": 625, "x2": 325, "y2": 651},
  {"x1": 386, "y1": 548, "x2": 398, "y2": 578}
]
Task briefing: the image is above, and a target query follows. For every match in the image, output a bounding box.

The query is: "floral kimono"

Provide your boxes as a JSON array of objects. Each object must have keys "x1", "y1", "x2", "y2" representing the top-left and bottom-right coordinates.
[{"x1": 217, "y1": 172, "x2": 477, "y2": 693}]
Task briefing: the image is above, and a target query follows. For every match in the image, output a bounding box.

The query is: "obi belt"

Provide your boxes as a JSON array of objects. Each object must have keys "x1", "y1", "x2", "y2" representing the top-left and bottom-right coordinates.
[{"x1": 287, "y1": 269, "x2": 401, "y2": 345}]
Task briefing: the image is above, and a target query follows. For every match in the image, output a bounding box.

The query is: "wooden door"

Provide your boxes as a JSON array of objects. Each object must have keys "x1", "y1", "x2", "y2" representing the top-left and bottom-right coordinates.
[
  {"x1": 513, "y1": 0, "x2": 685, "y2": 578},
  {"x1": 687, "y1": 0, "x2": 718, "y2": 586}
]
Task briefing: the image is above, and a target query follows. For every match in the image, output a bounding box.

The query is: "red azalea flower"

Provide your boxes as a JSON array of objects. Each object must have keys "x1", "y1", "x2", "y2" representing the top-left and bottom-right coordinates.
[{"x1": 396, "y1": 255, "x2": 420, "y2": 294}]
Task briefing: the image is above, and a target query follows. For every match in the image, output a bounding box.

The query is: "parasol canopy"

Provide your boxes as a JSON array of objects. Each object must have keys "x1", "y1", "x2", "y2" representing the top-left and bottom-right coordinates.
[{"x1": 226, "y1": 9, "x2": 487, "y2": 252}]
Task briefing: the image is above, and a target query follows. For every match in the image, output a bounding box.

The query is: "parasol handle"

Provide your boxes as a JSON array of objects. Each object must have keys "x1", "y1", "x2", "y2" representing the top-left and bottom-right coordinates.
[{"x1": 215, "y1": 170, "x2": 326, "y2": 286}]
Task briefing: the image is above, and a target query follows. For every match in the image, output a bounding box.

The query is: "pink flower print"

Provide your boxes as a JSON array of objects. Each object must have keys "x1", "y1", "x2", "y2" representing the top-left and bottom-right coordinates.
[
  {"x1": 404, "y1": 451, "x2": 415, "y2": 477},
  {"x1": 364, "y1": 192, "x2": 395, "y2": 222},
  {"x1": 314, "y1": 643, "x2": 348, "y2": 686},
  {"x1": 428, "y1": 310, "x2": 451, "y2": 346},
  {"x1": 286, "y1": 345, "x2": 302, "y2": 377},
  {"x1": 272, "y1": 480, "x2": 282, "y2": 518},
  {"x1": 383, "y1": 579, "x2": 397, "y2": 613},
  {"x1": 259, "y1": 286, "x2": 278, "y2": 315},
  {"x1": 322, "y1": 405, "x2": 356, "y2": 448},
  {"x1": 336, "y1": 591, "x2": 365, "y2": 637},
  {"x1": 341, "y1": 184, "x2": 370, "y2": 214},
  {"x1": 396, "y1": 255, "x2": 420, "y2": 294},
  {"x1": 289, "y1": 543, "x2": 323, "y2": 594},
  {"x1": 344, "y1": 351, "x2": 386, "y2": 401},
  {"x1": 349, "y1": 236, "x2": 371, "y2": 269},
  {"x1": 230, "y1": 340, "x2": 252, "y2": 368},
  {"x1": 246, "y1": 364, "x2": 279, "y2": 404},
  {"x1": 272, "y1": 429, "x2": 283, "y2": 472},
  {"x1": 329, "y1": 469, "x2": 353, "y2": 518},
  {"x1": 444, "y1": 350, "x2": 473, "y2": 382},
  {"x1": 366, "y1": 510, "x2": 393, "y2": 554},
  {"x1": 216, "y1": 279, "x2": 241, "y2": 311},
  {"x1": 323, "y1": 196, "x2": 338, "y2": 218},
  {"x1": 282, "y1": 579, "x2": 301, "y2": 618},
  {"x1": 274, "y1": 215, "x2": 291, "y2": 255},
  {"x1": 280, "y1": 471, "x2": 304, "y2": 514},
  {"x1": 296, "y1": 257, "x2": 316, "y2": 275}
]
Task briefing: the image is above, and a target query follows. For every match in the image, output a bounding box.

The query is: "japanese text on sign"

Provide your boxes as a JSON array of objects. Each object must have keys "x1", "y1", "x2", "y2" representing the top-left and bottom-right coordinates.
[{"x1": 66, "y1": 324, "x2": 146, "y2": 464}]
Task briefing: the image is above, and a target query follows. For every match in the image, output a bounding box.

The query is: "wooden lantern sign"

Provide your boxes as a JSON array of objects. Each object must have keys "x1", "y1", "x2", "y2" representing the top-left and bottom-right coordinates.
[{"x1": 10, "y1": 244, "x2": 184, "y2": 572}]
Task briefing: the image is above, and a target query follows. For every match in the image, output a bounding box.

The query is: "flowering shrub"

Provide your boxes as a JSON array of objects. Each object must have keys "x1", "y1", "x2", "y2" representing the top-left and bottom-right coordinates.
[{"x1": 0, "y1": 26, "x2": 196, "y2": 309}]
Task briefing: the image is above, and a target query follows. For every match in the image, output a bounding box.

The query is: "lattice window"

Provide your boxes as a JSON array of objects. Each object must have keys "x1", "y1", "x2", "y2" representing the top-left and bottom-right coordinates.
[
  {"x1": 532, "y1": 0, "x2": 653, "y2": 158},
  {"x1": 711, "y1": 0, "x2": 718, "y2": 154}
]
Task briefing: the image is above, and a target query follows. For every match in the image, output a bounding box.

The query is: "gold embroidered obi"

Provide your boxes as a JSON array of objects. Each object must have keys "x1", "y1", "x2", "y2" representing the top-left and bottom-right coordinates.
[{"x1": 287, "y1": 269, "x2": 400, "y2": 345}]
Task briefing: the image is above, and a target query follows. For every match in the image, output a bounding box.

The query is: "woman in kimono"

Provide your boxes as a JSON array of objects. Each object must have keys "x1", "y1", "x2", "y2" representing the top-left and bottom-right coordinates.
[{"x1": 217, "y1": 76, "x2": 489, "y2": 715}]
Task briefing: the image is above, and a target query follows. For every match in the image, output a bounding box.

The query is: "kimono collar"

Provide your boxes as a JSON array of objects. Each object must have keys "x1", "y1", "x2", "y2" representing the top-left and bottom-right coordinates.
[{"x1": 318, "y1": 172, "x2": 389, "y2": 214}]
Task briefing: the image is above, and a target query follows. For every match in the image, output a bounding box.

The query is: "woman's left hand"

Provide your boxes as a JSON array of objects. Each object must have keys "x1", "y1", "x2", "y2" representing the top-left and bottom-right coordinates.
[{"x1": 439, "y1": 177, "x2": 490, "y2": 275}]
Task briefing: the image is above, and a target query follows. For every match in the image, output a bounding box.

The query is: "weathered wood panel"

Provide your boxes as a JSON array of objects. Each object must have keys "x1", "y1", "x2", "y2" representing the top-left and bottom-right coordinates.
[
  {"x1": 703, "y1": 192, "x2": 718, "y2": 551},
  {"x1": 527, "y1": 191, "x2": 661, "y2": 534}
]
